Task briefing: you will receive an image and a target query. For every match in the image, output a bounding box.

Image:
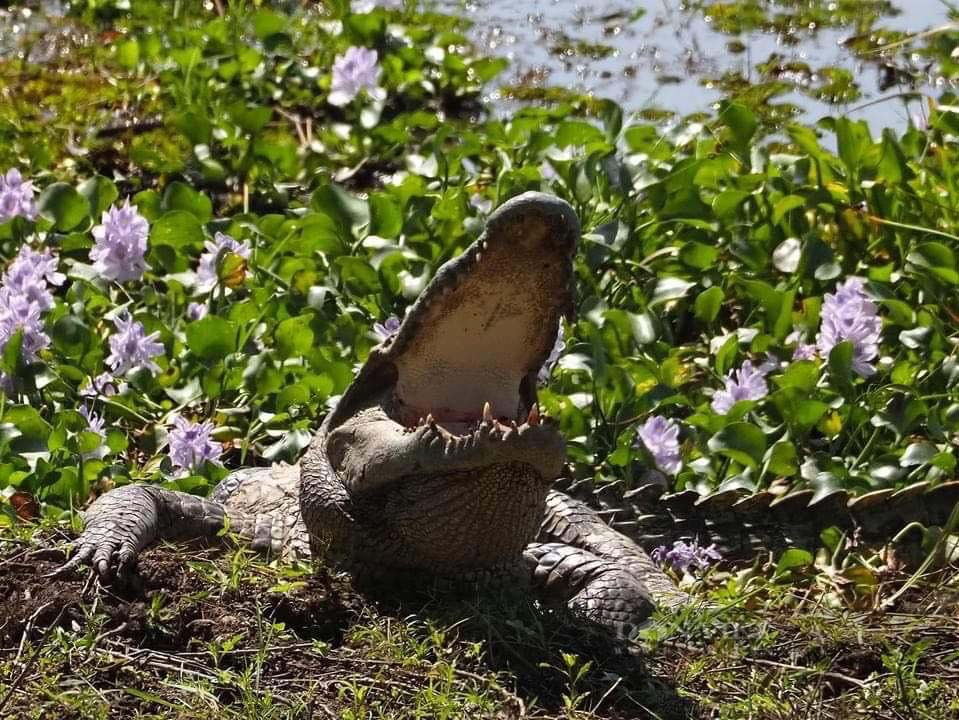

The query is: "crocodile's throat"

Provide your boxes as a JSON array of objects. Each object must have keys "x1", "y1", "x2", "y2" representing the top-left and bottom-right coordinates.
[{"x1": 383, "y1": 194, "x2": 578, "y2": 439}]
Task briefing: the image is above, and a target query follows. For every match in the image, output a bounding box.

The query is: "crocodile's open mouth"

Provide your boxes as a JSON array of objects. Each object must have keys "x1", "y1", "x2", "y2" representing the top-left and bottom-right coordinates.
[{"x1": 381, "y1": 192, "x2": 579, "y2": 440}]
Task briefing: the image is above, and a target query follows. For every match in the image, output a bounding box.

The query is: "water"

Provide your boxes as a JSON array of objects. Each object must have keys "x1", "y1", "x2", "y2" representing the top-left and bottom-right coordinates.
[
  {"x1": 3, "y1": 1, "x2": 956, "y2": 132},
  {"x1": 447, "y1": 0, "x2": 956, "y2": 130}
]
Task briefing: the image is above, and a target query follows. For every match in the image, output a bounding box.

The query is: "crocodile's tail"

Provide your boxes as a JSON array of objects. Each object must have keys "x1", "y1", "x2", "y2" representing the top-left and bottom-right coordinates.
[{"x1": 557, "y1": 477, "x2": 959, "y2": 559}]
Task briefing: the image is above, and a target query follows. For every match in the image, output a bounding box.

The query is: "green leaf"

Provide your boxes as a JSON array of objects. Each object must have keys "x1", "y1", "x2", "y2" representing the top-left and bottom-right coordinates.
[
  {"x1": 369, "y1": 193, "x2": 402, "y2": 238},
  {"x1": 252, "y1": 9, "x2": 286, "y2": 39},
  {"x1": 694, "y1": 287, "x2": 724, "y2": 323},
  {"x1": 828, "y1": 341, "x2": 854, "y2": 390},
  {"x1": 106, "y1": 429, "x2": 128, "y2": 454},
  {"x1": 766, "y1": 441, "x2": 798, "y2": 477},
  {"x1": 151, "y1": 210, "x2": 204, "y2": 250},
  {"x1": 650, "y1": 277, "x2": 695, "y2": 307},
  {"x1": 772, "y1": 195, "x2": 805, "y2": 225},
  {"x1": 77, "y1": 431, "x2": 104, "y2": 455},
  {"x1": 38, "y1": 182, "x2": 89, "y2": 231},
  {"x1": 834, "y1": 117, "x2": 872, "y2": 177},
  {"x1": 186, "y1": 316, "x2": 237, "y2": 361},
  {"x1": 162, "y1": 182, "x2": 213, "y2": 222},
  {"x1": 51, "y1": 316, "x2": 92, "y2": 358},
  {"x1": 715, "y1": 335, "x2": 739, "y2": 376},
  {"x1": 312, "y1": 184, "x2": 370, "y2": 238},
  {"x1": 907, "y1": 242, "x2": 958, "y2": 285},
  {"x1": 4, "y1": 406, "x2": 51, "y2": 445},
  {"x1": 878, "y1": 128, "x2": 909, "y2": 184},
  {"x1": 0, "y1": 329, "x2": 24, "y2": 375},
  {"x1": 336, "y1": 256, "x2": 381, "y2": 294},
  {"x1": 229, "y1": 103, "x2": 272, "y2": 134},
  {"x1": 78, "y1": 175, "x2": 119, "y2": 217},
  {"x1": 776, "y1": 360, "x2": 820, "y2": 393},
  {"x1": 116, "y1": 39, "x2": 140, "y2": 69},
  {"x1": 555, "y1": 120, "x2": 606, "y2": 148},
  {"x1": 679, "y1": 241, "x2": 719, "y2": 269},
  {"x1": 775, "y1": 547, "x2": 813, "y2": 574},
  {"x1": 900, "y1": 442, "x2": 937, "y2": 467},
  {"x1": 791, "y1": 399, "x2": 829, "y2": 430},
  {"x1": 275, "y1": 316, "x2": 314, "y2": 358},
  {"x1": 707, "y1": 422, "x2": 767, "y2": 468},
  {"x1": 712, "y1": 190, "x2": 750, "y2": 218},
  {"x1": 719, "y1": 102, "x2": 757, "y2": 162}
]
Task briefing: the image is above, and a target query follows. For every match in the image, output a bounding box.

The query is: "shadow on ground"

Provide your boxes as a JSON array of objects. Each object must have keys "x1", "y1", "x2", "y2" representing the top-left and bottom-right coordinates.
[{"x1": 0, "y1": 532, "x2": 695, "y2": 719}]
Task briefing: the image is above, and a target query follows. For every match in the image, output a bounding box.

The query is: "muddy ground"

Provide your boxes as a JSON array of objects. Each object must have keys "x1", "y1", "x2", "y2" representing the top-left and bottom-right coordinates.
[{"x1": 1, "y1": 531, "x2": 958, "y2": 719}]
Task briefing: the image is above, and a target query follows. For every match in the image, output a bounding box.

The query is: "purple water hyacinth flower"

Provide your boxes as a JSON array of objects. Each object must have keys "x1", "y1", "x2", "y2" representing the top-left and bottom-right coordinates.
[
  {"x1": 0, "y1": 291, "x2": 50, "y2": 361},
  {"x1": 372, "y1": 314, "x2": 402, "y2": 341},
  {"x1": 793, "y1": 343, "x2": 817, "y2": 361},
  {"x1": 786, "y1": 330, "x2": 818, "y2": 361},
  {"x1": 168, "y1": 416, "x2": 221, "y2": 471},
  {"x1": 537, "y1": 324, "x2": 565, "y2": 385},
  {"x1": 651, "y1": 539, "x2": 722, "y2": 574},
  {"x1": 329, "y1": 47, "x2": 381, "y2": 106},
  {"x1": 106, "y1": 313, "x2": 164, "y2": 375},
  {"x1": 0, "y1": 168, "x2": 37, "y2": 221},
  {"x1": 187, "y1": 302, "x2": 209, "y2": 321},
  {"x1": 711, "y1": 360, "x2": 769, "y2": 415},
  {"x1": 0, "y1": 245, "x2": 65, "y2": 364},
  {"x1": 7, "y1": 246, "x2": 66, "y2": 290},
  {"x1": 634, "y1": 415, "x2": 682, "y2": 475},
  {"x1": 4, "y1": 247, "x2": 65, "y2": 312},
  {"x1": 816, "y1": 277, "x2": 882, "y2": 377},
  {"x1": 80, "y1": 372, "x2": 118, "y2": 398},
  {"x1": 79, "y1": 405, "x2": 109, "y2": 460},
  {"x1": 195, "y1": 232, "x2": 251, "y2": 292},
  {"x1": 90, "y1": 200, "x2": 150, "y2": 282},
  {"x1": 470, "y1": 194, "x2": 493, "y2": 215}
]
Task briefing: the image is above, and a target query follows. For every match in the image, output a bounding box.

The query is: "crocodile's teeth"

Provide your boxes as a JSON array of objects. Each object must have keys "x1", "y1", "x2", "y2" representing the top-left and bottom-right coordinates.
[
  {"x1": 483, "y1": 401, "x2": 493, "y2": 424},
  {"x1": 426, "y1": 413, "x2": 436, "y2": 428},
  {"x1": 528, "y1": 404, "x2": 540, "y2": 426}
]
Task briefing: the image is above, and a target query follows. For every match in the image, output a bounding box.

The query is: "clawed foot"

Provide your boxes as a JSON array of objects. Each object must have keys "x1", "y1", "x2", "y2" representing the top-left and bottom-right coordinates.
[
  {"x1": 49, "y1": 484, "x2": 160, "y2": 580},
  {"x1": 52, "y1": 525, "x2": 142, "y2": 580}
]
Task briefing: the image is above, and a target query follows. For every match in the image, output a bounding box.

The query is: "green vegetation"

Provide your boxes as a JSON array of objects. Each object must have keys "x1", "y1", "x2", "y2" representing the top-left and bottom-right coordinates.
[{"x1": 1, "y1": 0, "x2": 958, "y2": 717}]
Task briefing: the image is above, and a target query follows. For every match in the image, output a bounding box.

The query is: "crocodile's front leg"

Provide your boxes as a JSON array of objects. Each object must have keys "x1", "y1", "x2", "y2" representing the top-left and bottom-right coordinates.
[
  {"x1": 59, "y1": 463, "x2": 305, "y2": 578},
  {"x1": 525, "y1": 490, "x2": 688, "y2": 638}
]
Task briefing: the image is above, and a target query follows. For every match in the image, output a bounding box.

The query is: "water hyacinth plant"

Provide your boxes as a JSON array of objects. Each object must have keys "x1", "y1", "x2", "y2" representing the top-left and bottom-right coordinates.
[
  {"x1": 195, "y1": 231, "x2": 251, "y2": 292},
  {"x1": 817, "y1": 277, "x2": 883, "y2": 377},
  {"x1": 651, "y1": 540, "x2": 722, "y2": 575},
  {"x1": 372, "y1": 315, "x2": 401, "y2": 341},
  {"x1": 90, "y1": 200, "x2": 150, "y2": 282},
  {"x1": 106, "y1": 313, "x2": 164, "y2": 376},
  {"x1": 328, "y1": 47, "x2": 383, "y2": 106},
  {"x1": 0, "y1": 168, "x2": 37, "y2": 221},
  {"x1": 710, "y1": 360, "x2": 770, "y2": 415},
  {"x1": 0, "y1": 246, "x2": 63, "y2": 363},
  {"x1": 168, "y1": 417, "x2": 221, "y2": 472},
  {"x1": 634, "y1": 415, "x2": 682, "y2": 475}
]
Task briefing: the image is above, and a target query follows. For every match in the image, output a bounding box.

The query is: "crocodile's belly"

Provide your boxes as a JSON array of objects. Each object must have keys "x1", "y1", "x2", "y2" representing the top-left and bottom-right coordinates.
[{"x1": 345, "y1": 462, "x2": 550, "y2": 575}]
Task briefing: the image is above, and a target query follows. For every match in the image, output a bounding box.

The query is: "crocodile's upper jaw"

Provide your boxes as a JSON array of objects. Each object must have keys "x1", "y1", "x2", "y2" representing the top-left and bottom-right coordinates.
[{"x1": 325, "y1": 192, "x2": 579, "y2": 493}]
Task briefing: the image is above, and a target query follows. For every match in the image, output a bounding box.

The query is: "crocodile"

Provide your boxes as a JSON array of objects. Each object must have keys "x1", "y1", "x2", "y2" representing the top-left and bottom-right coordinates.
[
  {"x1": 58, "y1": 191, "x2": 959, "y2": 638},
  {"x1": 59, "y1": 192, "x2": 685, "y2": 639}
]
